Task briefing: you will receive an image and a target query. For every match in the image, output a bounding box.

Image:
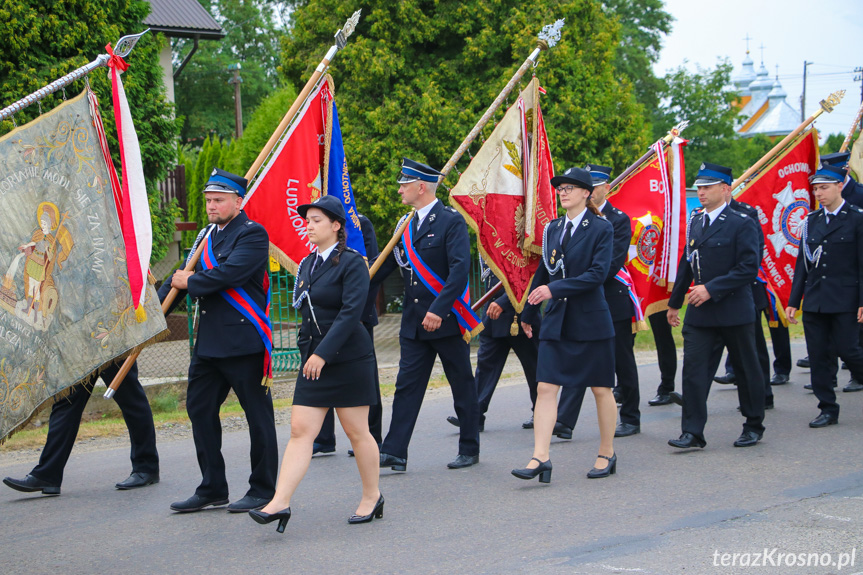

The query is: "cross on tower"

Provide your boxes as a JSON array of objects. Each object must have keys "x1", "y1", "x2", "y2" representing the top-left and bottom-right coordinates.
[
  {"x1": 759, "y1": 43, "x2": 766, "y2": 64},
  {"x1": 743, "y1": 33, "x2": 752, "y2": 54}
]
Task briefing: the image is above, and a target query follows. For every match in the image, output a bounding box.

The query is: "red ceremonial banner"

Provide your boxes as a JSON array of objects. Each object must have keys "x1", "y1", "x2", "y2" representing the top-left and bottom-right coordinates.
[
  {"x1": 243, "y1": 80, "x2": 330, "y2": 273},
  {"x1": 608, "y1": 139, "x2": 688, "y2": 320},
  {"x1": 734, "y1": 129, "x2": 819, "y2": 322},
  {"x1": 449, "y1": 78, "x2": 556, "y2": 311}
]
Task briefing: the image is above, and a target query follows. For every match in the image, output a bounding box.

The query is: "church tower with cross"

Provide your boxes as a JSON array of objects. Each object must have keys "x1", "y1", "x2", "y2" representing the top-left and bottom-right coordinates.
[{"x1": 733, "y1": 38, "x2": 801, "y2": 138}]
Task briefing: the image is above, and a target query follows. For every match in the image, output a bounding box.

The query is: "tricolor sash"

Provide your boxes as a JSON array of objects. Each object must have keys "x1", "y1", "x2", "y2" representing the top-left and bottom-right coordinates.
[
  {"x1": 201, "y1": 231, "x2": 274, "y2": 386},
  {"x1": 614, "y1": 267, "x2": 648, "y2": 332},
  {"x1": 757, "y1": 268, "x2": 787, "y2": 328},
  {"x1": 402, "y1": 222, "x2": 483, "y2": 341}
]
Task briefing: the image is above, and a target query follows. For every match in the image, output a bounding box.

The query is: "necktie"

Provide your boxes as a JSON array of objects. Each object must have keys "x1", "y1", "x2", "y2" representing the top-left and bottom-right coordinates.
[
  {"x1": 826, "y1": 213, "x2": 832, "y2": 225},
  {"x1": 703, "y1": 213, "x2": 710, "y2": 228},
  {"x1": 412, "y1": 215, "x2": 420, "y2": 236},
  {"x1": 312, "y1": 254, "x2": 323, "y2": 273},
  {"x1": 561, "y1": 221, "x2": 573, "y2": 250}
]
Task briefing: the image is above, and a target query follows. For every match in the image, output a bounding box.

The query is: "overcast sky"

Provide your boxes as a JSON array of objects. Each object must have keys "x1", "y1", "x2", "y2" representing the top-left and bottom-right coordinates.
[{"x1": 654, "y1": 0, "x2": 863, "y2": 141}]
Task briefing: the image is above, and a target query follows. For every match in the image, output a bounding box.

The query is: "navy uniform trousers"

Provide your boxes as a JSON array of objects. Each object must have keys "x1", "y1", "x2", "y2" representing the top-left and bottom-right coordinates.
[
  {"x1": 474, "y1": 319, "x2": 539, "y2": 424},
  {"x1": 186, "y1": 352, "x2": 277, "y2": 499},
  {"x1": 31, "y1": 362, "x2": 158, "y2": 485},
  {"x1": 649, "y1": 309, "x2": 677, "y2": 394}
]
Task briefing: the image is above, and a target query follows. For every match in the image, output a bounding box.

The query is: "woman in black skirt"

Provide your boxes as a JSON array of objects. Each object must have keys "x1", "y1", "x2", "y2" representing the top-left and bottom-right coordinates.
[
  {"x1": 250, "y1": 195, "x2": 382, "y2": 532},
  {"x1": 513, "y1": 167, "x2": 618, "y2": 482}
]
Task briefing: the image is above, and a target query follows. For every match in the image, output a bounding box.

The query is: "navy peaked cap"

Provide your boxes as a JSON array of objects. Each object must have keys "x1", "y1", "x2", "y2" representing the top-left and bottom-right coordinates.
[
  {"x1": 550, "y1": 167, "x2": 594, "y2": 192},
  {"x1": 809, "y1": 162, "x2": 847, "y2": 184},
  {"x1": 694, "y1": 162, "x2": 733, "y2": 186},
  {"x1": 204, "y1": 168, "x2": 248, "y2": 197},
  {"x1": 397, "y1": 158, "x2": 442, "y2": 184},
  {"x1": 585, "y1": 163, "x2": 613, "y2": 185},
  {"x1": 297, "y1": 194, "x2": 347, "y2": 223},
  {"x1": 821, "y1": 152, "x2": 850, "y2": 168}
]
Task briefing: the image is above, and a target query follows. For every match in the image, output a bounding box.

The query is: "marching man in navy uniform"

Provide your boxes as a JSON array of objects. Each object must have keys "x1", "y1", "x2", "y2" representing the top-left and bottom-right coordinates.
[
  {"x1": 371, "y1": 158, "x2": 482, "y2": 471},
  {"x1": 667, "y1": 162, "x2": 765, "y2": 449},
  {"x1": 554, "y1": 164, "x2": 642, "y2": 439},
  {"x1": 160, "y1": 168, "x2": 278, "y2": 513},
  {"x1": 785, "y1": 163, "x2": 863, "y2": 428}
]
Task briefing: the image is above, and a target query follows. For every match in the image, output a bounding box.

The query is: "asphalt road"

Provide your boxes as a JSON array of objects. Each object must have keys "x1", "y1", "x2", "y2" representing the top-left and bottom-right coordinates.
[{"x1": 2, "y1": 341, "x2": 863, "y2": 575}]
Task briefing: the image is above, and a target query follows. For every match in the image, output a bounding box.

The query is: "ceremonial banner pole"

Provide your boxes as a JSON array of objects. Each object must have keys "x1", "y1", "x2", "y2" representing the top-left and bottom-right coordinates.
[
  {"x1": 608, "y1": 121, "x2": 689, "y2": 191},
  {"x1": 732, "y1": 90, "x2": 845, "y2": 191},
  {"x1": 107, "y1": 15, "x2": 362, "y2": 398},
  {"x1": 370, "y1": 19, "x2": 565, "y2": 280},
  {"x1": 839, "y1": 100, "x2": 863, "y2": 153},
  {"x1": 0, "y1": 30, "x2": 149, "y2": 121},
  {"x1": 245, "y1": 10, "x2": 361, "y2": 181}
]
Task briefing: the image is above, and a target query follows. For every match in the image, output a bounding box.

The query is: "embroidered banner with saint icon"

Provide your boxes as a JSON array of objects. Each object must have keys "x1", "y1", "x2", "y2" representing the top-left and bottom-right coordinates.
[{"x1": 0, "y1": 91, "x2": 166, "y2": 442}]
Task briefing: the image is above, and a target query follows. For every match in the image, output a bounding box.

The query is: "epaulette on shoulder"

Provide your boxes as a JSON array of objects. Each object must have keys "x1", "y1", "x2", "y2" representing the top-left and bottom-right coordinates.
[
  {"x1": 344, "y1": 246, "x2": 360, "y2": 254},
  {"x1": 738, "y1": 211, "x2": 747, "y2": 218},
  {"x1": 855, "y1": 206, "x2": 863, "y2": 214},
  {"x1": 809, "y1": 207, "x2": 823, "y2": 217},
  {"x1": 445, "y1": 206, "x2": 457, "y2": 213}
]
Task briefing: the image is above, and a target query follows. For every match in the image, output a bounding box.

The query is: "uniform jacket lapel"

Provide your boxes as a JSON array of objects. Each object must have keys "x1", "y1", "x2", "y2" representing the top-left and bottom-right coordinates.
[
  {"x1": 414, "y1": 201, "x2": 442, "y2": 245},
  {"x1": 694, "y1": 210, "x2": 726, "y2": 248},
  {"x1": 310, "y1": 253, "x2": 335, "y2": 285},
  {"x1": 821, "y1": 208, "x2": 848, "y2": 239},
  {"x1": 564, "y1": 211, "x2": 592, "y2": 255}
]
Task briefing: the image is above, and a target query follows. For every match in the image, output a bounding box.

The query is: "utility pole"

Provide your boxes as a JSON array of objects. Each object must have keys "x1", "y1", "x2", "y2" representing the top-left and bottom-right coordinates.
[
  {"x1": 228, "y1": 63, "x2": 243, "y2": 138},
  {"x1": 801, "y1": 60, "x2": 813, "y2": 122}
]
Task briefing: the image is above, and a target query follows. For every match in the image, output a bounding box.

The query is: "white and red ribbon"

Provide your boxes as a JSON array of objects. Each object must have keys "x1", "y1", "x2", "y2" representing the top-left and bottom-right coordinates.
[{"x1": 106, "y1": 43, "x2": 152, "y2": 321}]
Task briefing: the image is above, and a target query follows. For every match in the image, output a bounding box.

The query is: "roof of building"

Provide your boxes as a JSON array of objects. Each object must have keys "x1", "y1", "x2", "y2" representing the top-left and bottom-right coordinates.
[{"x1": 143, "y1": 0, "x2": 225, "y2": 40}]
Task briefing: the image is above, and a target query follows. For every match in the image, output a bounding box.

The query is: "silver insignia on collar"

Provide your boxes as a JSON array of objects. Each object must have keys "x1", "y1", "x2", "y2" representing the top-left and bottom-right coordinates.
[
  {"x1": 581, "y1": 219, "x2": 589, "y2": 227},
  {"x1": 429, "y1": 213, "x2": 436, "y2": 222}
]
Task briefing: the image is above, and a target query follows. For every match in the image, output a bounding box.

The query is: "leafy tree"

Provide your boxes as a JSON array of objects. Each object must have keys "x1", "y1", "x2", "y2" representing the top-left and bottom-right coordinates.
[
  {"x1": 280, "y1": 0, "x2": 650, "y2": 236},
  {"x1": 173, "y1": 0, "x2": 283, "y2": 143},
  {"x1": 652, "y1": 60, "x2": 775, "y2": 183},
  {"x1": 180, "y1": 83, "x2": 299, "y2": 246},
  {"x1": 601, "y1": 0, "x2": 673, "y2": 113},
  {"x1": 0, "y1": 0, "x2": 181, "y2": 263}
]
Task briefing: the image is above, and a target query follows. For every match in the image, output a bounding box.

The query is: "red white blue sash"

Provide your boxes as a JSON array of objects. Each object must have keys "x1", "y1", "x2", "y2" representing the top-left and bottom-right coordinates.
[
  {"x1": 402, "y1": 222, "x2": 482, "y2": 340},
  {"x1": 201, "y1": 232, "x2": 274, "y2": 386},
  {"x1": 614, "y1": 267, "x2": 644, "y2": 323}
]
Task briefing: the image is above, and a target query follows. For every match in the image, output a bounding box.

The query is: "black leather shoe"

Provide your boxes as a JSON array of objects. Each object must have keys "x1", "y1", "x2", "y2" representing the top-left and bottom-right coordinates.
[
  {"x1": 249, "y1": 507, "x2": 291, "y2": 533},
  {"x1": 170, "y1": 494, "x2": 230, "y2": 513},
  {"x1": 446, "y1": 415, "x2": 460, "y2": 427},
  {"x1": 348, "y1": 493, "x2": 384, "y2": 524},
  {"x1": 312, "y1": 442, "x2": 336, "y2": 455},
  {"x1": 770, "y1": 373, "x2": 789, "y2": 385},
  {"x1": 115, "y1": 471, "x2": 159, "y2": 490},
  {"x1": 797, "y1": 356, "x2": 810, "y2": 368},
  {"x1": 553, "y1": 421, "x2": 573, "y2": 439},
  {"x1": 447, "y1": 454, "x2": 479, "y2": 469},
  {"x1": 668, "y1": 433, "x2": 706, "y2": 449},
  {"x1": 511, "y1": 458, "x2": 552, "y2": 483},
  {"x1": 804, "y1": 382, "x2": 837, "y2": 390},
  {"x1": 668, "y1": 391, "x2": 684, "y2": 406},
  {"x1": 843, "y1": 378, "x2": 863, "y2": 392},
  {"x1": 3, "y1": 474, "x2": 60, "y2": 495},
  {"x1": 613, "y1": 389, "x2": 624, "y2": 404},
  {"x1": 615, "y1": 422, "x2": 640, "y2": 437},
  {"x1": 714, "y1": 373, "x2": 736, "y2": 384},
  {"x1": 227, "y1": 495, "x2": 269, "y2": 513},
  {"x1": 522, "y1": 415, "x2": 534, "y2": 429},
  {"x1": 380, "y1": 453, "x2": 407, "y2": 471},
  {"x1": 809, "y1": 413, "x2": 838, "y2": 428},
  {"x1": 733, "y1": 431, "x2": 762, "y2": 447},
  {"x1": 587, "y1": 453, "x2": 617, "y2": 478},
  {"x1": 648, "y1": 393, "x2": 673, "y2": 406}
]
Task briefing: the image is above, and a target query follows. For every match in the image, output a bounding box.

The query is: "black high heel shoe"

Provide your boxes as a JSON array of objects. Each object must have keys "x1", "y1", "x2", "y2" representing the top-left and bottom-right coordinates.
[
  {"x1": 511, "y1": 458, "x2": 552, "y2": 483},
  {"x1": 249, "y1": 507, "x2": 292, "y2": 533},
  {"x1": 587, "y1": 453, "x2": 617, "y2": 478},
  {"x1": 349, "y1": 493, "x2": 384, "y2": 524}
]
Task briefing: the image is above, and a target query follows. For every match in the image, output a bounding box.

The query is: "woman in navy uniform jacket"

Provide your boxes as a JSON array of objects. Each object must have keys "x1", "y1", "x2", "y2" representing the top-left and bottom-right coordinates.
[
  {"x1": 513, "y1": 167, "x2": 618, "y2": 483},
  {"x1": 250, "y1": 196, "x2": 382, "y2": 533}
]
